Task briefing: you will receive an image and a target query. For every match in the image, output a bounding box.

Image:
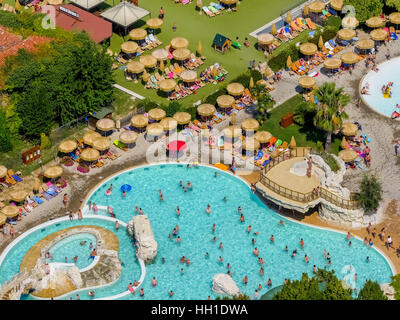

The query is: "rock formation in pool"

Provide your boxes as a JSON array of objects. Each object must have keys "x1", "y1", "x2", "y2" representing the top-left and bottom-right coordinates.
[
  {"x1": 128, "y1": 215, "x2": 158, "y2": 263},
  {"x1": 212, "y1": 273, "x2": 241, "y2": 297}
]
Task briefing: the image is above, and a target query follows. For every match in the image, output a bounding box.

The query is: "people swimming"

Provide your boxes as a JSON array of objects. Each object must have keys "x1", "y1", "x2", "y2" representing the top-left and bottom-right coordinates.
[{"x1": 205, "y1": 204, "x2": 211, "y2": 214}]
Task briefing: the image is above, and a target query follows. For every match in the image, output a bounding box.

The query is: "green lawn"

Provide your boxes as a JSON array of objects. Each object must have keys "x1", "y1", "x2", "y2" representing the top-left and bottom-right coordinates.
[
  {"x1": 107, "y1": 0, "x2": 300, "y2": 105},
  {"x1": 260, "y1": 95, "x2": 341, "y2": 155}
]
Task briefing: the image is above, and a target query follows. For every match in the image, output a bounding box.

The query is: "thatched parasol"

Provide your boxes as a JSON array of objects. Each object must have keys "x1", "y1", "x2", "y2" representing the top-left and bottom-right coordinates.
[
  {"x1": 341, "y1": 136, "x2": 348, "y2": 149},
  {"x1": 258, "y1": 33, "x2": 274, "y2": 45},
  {"x1": 304, "y1": 5, "x2": 309, "y2": 16},
  {"x1": 341, "y1": 122, "x2": 358, "y2": 136},
  {"x1": 180, "y1": 70, "x2": 197, "y2": 82},
  {"x1": 92, "y1": 137, "x2": 111, "y2": 151},
  {"x1": 146, "y1": 123, "x2": 164, "y2": 136},
  {"x1": 127, "y1": 61, "x2": 145, "y2": 74},
  {"x1": 242, "y1": 138, "x2": 261, "y2": 151},
  {"x1": 121, "y1": 41, "x2": 138, "y2": 54},
  {"x1": 2, "y1": 205, "x2": 19, "y2": 218},
  {"x1": 286, "y1": 12, "x2": 293, "y2": 23},
  {"x1": 129, "y1": 28, "x2": 147, "y2": 40},
  {"x1": 220, "y1": 0, "x2": 238, "y2": 4},
  {"x1": 171, "y1": 37, "x2": 189, "y2": 49},
  {"x1": 271, "y1": 23, "x2": 277, "y2": 35},
  {"x1": 119, "y1": 131, "x2": 138, "y2": 144},
  {"x1": 223, "y1": 126, "x2": 242, "y2": 139},
  {"x1": 58, "y1": 140, "x2": 77, "y2": 153},
  {"x1": 370, "y1": 28, "x2": 388, "y2": 41},
  {"x1": 389, "y1": 12, "x2": 400, "y2": 25},
  {"x1": 341, "y1": 51, "x2": 359, "y2": 64},
  {"x1": 148, "y1": 108, "x2": 166, "y2": 121},
  {"x1": 249, "y1": 77, "x2": 254, "y2": 88},
  {"x1": 173, "y1": 112, "x2": 191, "y2": 125},
  {"x1": 160, "y1": 117, "x2": 178, "y2": 131},
  {"x1": 355, "y1": 39, "x2": 374, "y2": 50},
  {"x1": 227, "y1": 82, "x2": 245, "y2": 96},
  {"x1": 152, "y1": 48, "x2": 169, "y2": 61},
  {"x1": 146, "y1": 18, "x2": 163, "y2": 29},
  {"x1": 342, "y1": 16, "x2": 359, "y2": 29},
  {"x1": 159, "y1": 79, "x2": 177, "y2": 92},
  {"x1": 308, "y1": 1, "x2": 325, "y2": 13},
  {"x1": 131, "y1": 114, "x2": 148, "y2": 128},
  {"x1": 339, "y1": 149, "x2": 358, "y2": 162},
  {"x1": 217, "y1": 95, "x2": 235, "y2": 108},
  {"x1": 330, "y1": 0, "x2": 343, "y2": 11},
  {"x1": 173, "y1": 48, "x2": 191, "y2": 61},
  {"x1": 337, "y1": 28, "x2": 356, "y2": 40},
  {"x1": 10, "y1": 190, "x2": 28, "y2": 203},
  {"x1": 286, "y1": 55, "x2": 293, "y2": 68},
  {"x1": 300, "y1": 42, "x2": 318, "y2": 56},
  {"x1": 318, "y1": 35, "x2": 324, "y2": 49},
  {"x1": 289, "y1": 136, "x2": 297, "y2": 149},
  {"x1": 44, "y1": 166, "x2": 63, "y2": 179},
  {"x1": 254, "y1": 131, "x2": 272, "y2": 143},
  {"x1": 197, "y1": 104, "x2": 216, "y2": 117},
  {"x1": 96, "y1": 118, "x2": 115, "y2": 132},
  {"x1": 0, "y1": 213, "x2": 6, "y2": 225},
  {"x1": 197, "y1": 40, "x2": 203, "y2": 55},
  {"x1": 83, "y1": 131, "x2": 101, "y2": 146},
  {"x1": 241, "y1": 118, "x2": 260, "y2": 131},
  {"x1": 366, "y1": 16, "x2": 385, "y2": 28},
  {"x1": 0, "y1": 165, "x2": 7, "y2": 178},
  {"x1": 324, "y1": 58, "x2": 342, "y2": 69},
  {"x1": 140, "y1": 55, "x2": 157, "y2": 68},
  {"x1": 80, "y1": 148, "x2": 100, "y2": 161},
  {"x1": 298, "y1": 76, "x2": 316, "y2": 88}
]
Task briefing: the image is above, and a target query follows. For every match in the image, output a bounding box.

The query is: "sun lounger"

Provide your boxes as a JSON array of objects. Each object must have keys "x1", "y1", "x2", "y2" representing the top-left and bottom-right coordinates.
[
  {"x1": 208, "y1": 5, "x2": 220, "y2": 15},
  {"x1": 210, "y1": 2, "x2": 224, "y2": 10},
  {"x1": 182, "y1": 0, "x2": 190, "y2": 4},
  {"x1": 33, "y1": 196, "x2": 44, "y2": 204},
  {"x1": 202, "y1": 6, "x2": 214, "y2": 17},
  {"x1": 254, "y1": 150, "x2": 263, "y2": 161},
  {"x1": 6, "y1": 176, "x2": 16, "y2": 185},
  {"x1": 12, "y1": 175, "x2": 23, "y2": 182},
  {"x1": 113, "y1": 140, "x2": 128, "y2": 152},
  {"x1": 305, "y1": 18, "x2": 316, "y2": 30}
]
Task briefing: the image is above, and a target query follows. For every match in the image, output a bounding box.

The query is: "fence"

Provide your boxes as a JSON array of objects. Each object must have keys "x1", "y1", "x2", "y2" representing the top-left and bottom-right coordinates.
[
  {"x1": 260, "y1": 147, "x2": 361, "y2": 210},
  {"x1": 118, "y1": 106, "x2": 145, "y2": 127}
]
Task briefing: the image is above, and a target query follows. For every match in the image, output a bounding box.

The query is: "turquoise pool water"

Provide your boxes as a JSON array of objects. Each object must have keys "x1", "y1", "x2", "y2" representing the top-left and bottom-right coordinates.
[
  {"x1": 361, "y1": 57, "x2": 400, "y2": 118},
  {"x1": 47, "y1": 233, "x2": 97, "y2": 270},
  {"x1": 0, "y1": 164, "x2": 394, "y2": 300}
]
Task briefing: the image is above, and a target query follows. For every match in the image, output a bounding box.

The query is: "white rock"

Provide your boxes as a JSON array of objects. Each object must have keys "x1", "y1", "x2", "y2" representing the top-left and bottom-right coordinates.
[
  {"x1": 212, "y1": 273, "x2": 240, "y2": 297},
  {"x1": 67, "y1": 266, "x2": 83, "y2": 288},
  {"x1": 131, "y1": 215, "x2": 158, "y2": 263},
  {"x1": 380, "y1": 283, "x2": 395, "y2": 300}
]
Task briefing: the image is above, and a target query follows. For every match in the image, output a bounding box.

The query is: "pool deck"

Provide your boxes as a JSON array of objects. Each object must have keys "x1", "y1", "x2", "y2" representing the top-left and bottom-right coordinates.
[{"x1": 19, "y1": 225, "x2": 119, "y2": 299}]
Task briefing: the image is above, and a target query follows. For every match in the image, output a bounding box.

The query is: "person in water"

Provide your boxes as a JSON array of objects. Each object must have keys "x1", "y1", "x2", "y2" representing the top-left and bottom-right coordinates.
[{"x1": 205, "y1": 204, "x2": 211, "y2": 214}]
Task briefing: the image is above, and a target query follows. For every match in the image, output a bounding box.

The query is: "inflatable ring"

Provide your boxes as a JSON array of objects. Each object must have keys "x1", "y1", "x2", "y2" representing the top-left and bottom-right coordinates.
[{"x1": 105, "y1": 190, "x2": 112, "y2": 196}]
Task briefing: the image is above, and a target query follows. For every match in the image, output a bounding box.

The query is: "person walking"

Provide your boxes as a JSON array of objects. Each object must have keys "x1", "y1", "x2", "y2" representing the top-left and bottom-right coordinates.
[
  {"x1": 159, "y1": 6, "x2": 164, "y2": 19},
  {"x1": 395, "y1": 141, "x2": 400, "y2": 156}
]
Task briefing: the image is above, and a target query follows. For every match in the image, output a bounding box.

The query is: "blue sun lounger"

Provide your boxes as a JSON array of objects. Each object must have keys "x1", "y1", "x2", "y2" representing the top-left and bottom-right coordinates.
[
  {"x1": 33, "y1": 196, "x2": 43, "y2": 204},
  {"x1": 12, "y1": 175, "x2": 22, "y2": 182},
  {"x1": 254, "y1": 150, "x2": 263, "y2": 161}
]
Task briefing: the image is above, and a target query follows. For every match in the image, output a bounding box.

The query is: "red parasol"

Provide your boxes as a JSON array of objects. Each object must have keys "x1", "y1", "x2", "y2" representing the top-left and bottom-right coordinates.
[{"x1": 167, "y1": 140, "x2": 187, "y2": 152}]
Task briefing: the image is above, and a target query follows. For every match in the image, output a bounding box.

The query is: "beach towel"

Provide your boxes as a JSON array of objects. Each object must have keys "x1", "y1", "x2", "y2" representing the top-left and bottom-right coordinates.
[
  {"x1": 33, "y1": 196, "x2": 43, "y2": 204},
  {"x1": 182, "y1": 0, "x2": 190, "y2": 4},
  {"x1": 309, "y1": 71, "x2": 319, "y2": 77},
  {"x1": 254, "y1": 150, "x2": 263, "y2": 161}
]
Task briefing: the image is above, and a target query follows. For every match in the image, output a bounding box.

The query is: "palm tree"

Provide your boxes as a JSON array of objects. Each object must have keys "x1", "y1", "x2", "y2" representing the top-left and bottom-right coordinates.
[{"x1": 313, "y1": 83, "x2": 350, "y2": 152}]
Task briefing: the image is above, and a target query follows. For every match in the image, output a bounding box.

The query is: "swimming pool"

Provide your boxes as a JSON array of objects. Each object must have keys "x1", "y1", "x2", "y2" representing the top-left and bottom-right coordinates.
[
  {"x1": 361, "y1": 56, "x2": 400, "y2": 118},
  {"x1": 0, "y1": 164, "x2": 394, "y2": 300},
  {"x1": 47, "y1": 233, "x2": 97, "y2": 270}
]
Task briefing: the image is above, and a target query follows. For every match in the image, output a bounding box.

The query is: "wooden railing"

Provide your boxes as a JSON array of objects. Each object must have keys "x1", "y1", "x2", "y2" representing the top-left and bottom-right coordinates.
[{"x1": 260, "y1": 148, "x2": 361, "y2": 210}]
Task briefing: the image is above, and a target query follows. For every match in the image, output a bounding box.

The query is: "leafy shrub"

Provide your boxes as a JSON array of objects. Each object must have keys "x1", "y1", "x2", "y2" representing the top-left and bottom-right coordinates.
[
  {"x1": 356, "y1": 174, "x2": 383, "y2": 214},
  {"x1": 164, "y1": 101, "x2": 181, "y2": 117},
  {"x1": 390, "y1": 274, "x2": 400, "y2": 300},
  {"x1": 137, "y1": 98, "x2": 159, "y2": 112},
  {"x1": 249, "y1": 69, "x2": 263, "y2": 83},
  {"x1": 269, "y1": 44, "x2": 299, "y2": 72},
  {"x1": 357, "y1": 280, "x2": 387, "y2": 300},
  {"x1": 216, "y1": 294, "x2": 250, "y2": 300},
  {"x1": 203, "y1": 87, "x2": 227, "y2": 105},
  {"x1": 0, "y1": 110, "x2": 12, "y2": 152},
  {"x1": 313, "y1": 151, "x2": 340, "y2": 172},
  {"x1": 325, "y1": 16, "x2": 342, "y2": 30},
  {"x1": 229, "y1": 73, "x2": 251, "y2": 88},
  {"x1": 40, "y1": 133, "x2": 52, "y2": 150}
]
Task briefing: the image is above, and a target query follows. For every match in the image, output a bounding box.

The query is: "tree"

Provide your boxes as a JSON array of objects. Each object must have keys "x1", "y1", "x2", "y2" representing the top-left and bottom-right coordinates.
[
  {"x1": 216, "y1": 294, "x2": 250, "y2": 300},
  {"x1": 0, "y1": 110, "x2": 13, "y2": 152},
  {"x1": 357, "y1": 280, "x2": 387, "y2": 300},
  {"x1": 313, "y1": 83, "x2": 350, "y2": 152},
  {"x1": 164, "y1": 101, "x2": 181, "y2": 117},
  {"x1": 273, "y1": 268, "x2": 353, "y2": 300},
  {"x1": 390, "y1": 274, "x2": 400, "y2": 300},
  {"x1": 256, "y1": 93, "x2": 273, "y2": 125},
  {"x1": 385, "y1": 0, "x2": 400, "y2": 11},
  {"x1": 356, "y1": 174, "x2": 383, "y2": 214},
  {"x1": 343, "y1": 0, "x2": 384, "y2": 23}
]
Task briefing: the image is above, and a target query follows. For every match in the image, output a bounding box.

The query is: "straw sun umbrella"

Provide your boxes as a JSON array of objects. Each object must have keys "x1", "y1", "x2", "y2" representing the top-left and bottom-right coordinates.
[
  {"x1": 127, "y1": 61, "x2": 145, "y2": 74},
  {"x1": 286, "y1": 55, "x2": 293, "y2": 69},
  {"x1": 0, "y1": 165, "x2": 7, "y2": 179},
  {"x1": 366, "y1": 16, "x2": 385, "y2": 29},
  {"x1": 171, "y1": 37, "x2": 189, "y2": 49},
  {"x1": 330, "y1": 0, "x2": 343, "y2": 11},
  {"x1": 119, "y1": 131, "x2": 138, "y2": 145},
  {"x1": 83, "y1": 131, "x2": 101, "y2": 146},
  {"x1": 173, "y1": 48, "x2": 191, "y2": 61},
  {"x1": 341, "y1": 51, "x2": 359, "y2": 64},
  {"x1": 298, "y1": 76, "x2": 316, "y2": 89},
  {"x1": 80, "y1": 148, "x2": 100, "y2": 162},
  {"x1": 339, "y1": 149, "x2": 358, "y2": 162},
  {"x1": 197, "y1": 104, "x2": 216, "y2": 117},
  {"x1": 152, "y1": 48, "x2": 169, "y2": 61},
  {"x1": 159, "y1": 79, "x2": 177, "y2": 92},
  {"x1": 342, "y1": 16, "x2": 359, "y2": 29},
  {"x1": 324, "y1": 58, "x2": 342, "y2": 70},
  {"x1": 270, "y1": 23, "x2": 277, "y2": 35},
  {"x1": 355, "y1": 39, "x2": 374, "y2": 50},
  {"x1": 96, "y1": 118, "x2": 115, "y2": 132},
  {"x1": 58, "y1": 140, "x2": 77, "y2": 153},
  {"x1": 131, "y1": 114, "x2": 148, "y2": 128},
  {"x1": 227, "y1": 83, "x2": 245, "y2": 96},
  {"x1": 308, "y1": 1, "x2": 325, "y2": 13},
  {"x1": 148, "y1": 108, "x2": 166, "y2": 121},
  {"x1": 300, "y1": 42, "x2": 318, "y2": 56},
  {"x1": 254, "y1": 131, "x2": 273, "y2": 144},
  {"x1": 121, "y1": 41, "x2": 138, "y2": 54},
  {"x1": 2, "y1": 205, "x2": 19, "y2": 218},
  {"x1": 129, "y1": 28, "x2": 147, "y2": 41},
  {"x1": 160, "y1": 117, "x2": 178, "y2": 131},
  {"x1": 173, "y1": 112, "x2": 191, "y2": 125},
  {"x1": 241, "y1": 118, "x2": 260, "y2": 131},
  {"x1": 140, "y1": 55, "x2": 157, "y2": 69},
  {"x1": 289, "y1": 136, "x2": 297, "y2": 149},
  {"x1": 10, "y1": 190, "x2": 28, "y2": 203},
  {"x1": 0, "y1": 213, "x2": 6, "y2": 225},
  {"x1": 146, "y1": 123, "x2": 164, "y2": 136},
  {"x1": 389, "y1": 12, "x2": 400, "y2": 25},
  {"x1": 146, "y1": 18, "x2": 163, "y2": 30},
  {"x1": 223, "y1": 126, "x2": 242, "y2": 139},
  {"x1": 341, "y1": 122, "x2": 358, "y2": 136},
  {"x1": 370, "y1": 28, "x2": 388, "y2": 41},
  {"x1": 242, "y1": 138, "x2": 261, "y2": 152},
  {"x1": 180, "y1": 70, "x2": 197, "y2": 82},
  {"x1": 217, "y1": 95, "x2": 235, "y2": 108},
  {"x1": 44, "y1": 166, "x2": 63, "y2": 179},
  {"x1": 197, "y1": 40, "x2": 203, "y2": 55},
  {"x1": 337, "y1": 28, "x2": 356, "y2": 41},
  {"x1": 92, "y1": 137, "x2": 111, "y2": 151}
]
